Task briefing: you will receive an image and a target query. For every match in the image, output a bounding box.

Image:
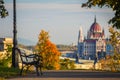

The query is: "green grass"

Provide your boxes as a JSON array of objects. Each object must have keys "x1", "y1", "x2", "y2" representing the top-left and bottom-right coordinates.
[{"x1": 0, "y1": 66, "x2": 20, "y2": 78}]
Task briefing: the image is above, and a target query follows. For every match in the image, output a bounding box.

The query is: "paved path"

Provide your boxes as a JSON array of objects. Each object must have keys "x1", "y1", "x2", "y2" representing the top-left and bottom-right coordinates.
[{"x1": 7, "y1": 70, "x2": 120, "y2": 80}]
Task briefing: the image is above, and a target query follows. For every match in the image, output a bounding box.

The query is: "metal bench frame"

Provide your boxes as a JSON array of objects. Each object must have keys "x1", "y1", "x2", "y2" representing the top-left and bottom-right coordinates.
[{"x1": 16, "y1": 48, "x2": 43, "y2": 76}]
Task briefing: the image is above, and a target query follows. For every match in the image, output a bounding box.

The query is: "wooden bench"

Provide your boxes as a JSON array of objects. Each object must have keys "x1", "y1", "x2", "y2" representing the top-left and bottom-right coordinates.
[{"x1": 16, "y1": 48, "x2": 43, "y2": 76}]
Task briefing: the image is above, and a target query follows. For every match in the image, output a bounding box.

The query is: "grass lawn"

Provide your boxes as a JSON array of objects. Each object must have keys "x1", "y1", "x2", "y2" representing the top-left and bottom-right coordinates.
[{"x1": 0, "y1": 66, "x2": 20, "y2": 79}]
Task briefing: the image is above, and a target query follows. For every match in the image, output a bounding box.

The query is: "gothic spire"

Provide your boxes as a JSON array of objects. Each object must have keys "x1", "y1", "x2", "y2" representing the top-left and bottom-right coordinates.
[
  {"x1": 94, "y1": 15, "x2": 96, "y2": 23},
  {"x1": 78, "y1": 27, "x2": 84, "y2": 43}
]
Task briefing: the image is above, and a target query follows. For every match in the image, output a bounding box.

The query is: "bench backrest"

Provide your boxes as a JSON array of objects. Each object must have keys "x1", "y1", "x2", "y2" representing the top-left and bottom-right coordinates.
[
  {"x1": 17, "y1": 48, "x2": 40, "y2": 63},
  {"x1": 16, "y1": 48, "x2": 29, "y2": 63}
]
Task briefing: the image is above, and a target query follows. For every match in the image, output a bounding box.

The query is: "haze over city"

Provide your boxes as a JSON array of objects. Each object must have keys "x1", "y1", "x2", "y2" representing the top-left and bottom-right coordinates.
[{"x1": 0, "y1": 0, "x2": 114, "y2": 45}]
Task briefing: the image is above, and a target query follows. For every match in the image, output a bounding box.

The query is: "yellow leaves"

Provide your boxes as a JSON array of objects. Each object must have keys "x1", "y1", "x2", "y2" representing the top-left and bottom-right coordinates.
[
  {"x1": 102, "y1": 27, "x2": 120, "y2": 72},
  {"x1": 109, "y1": 27, "x2": 114, "y2": 33},
  {"x1": 109, "y1": 27, "x2": 120, "y2": 55},
  {"x1": 38, "y1": 30, "x2": 49, "y2": 43}
]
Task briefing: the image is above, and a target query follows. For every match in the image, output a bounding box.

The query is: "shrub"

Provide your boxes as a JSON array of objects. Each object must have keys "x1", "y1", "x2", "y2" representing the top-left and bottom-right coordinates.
[{"x1": 60, "y1": 58, "x2": 75, "y2": 70}]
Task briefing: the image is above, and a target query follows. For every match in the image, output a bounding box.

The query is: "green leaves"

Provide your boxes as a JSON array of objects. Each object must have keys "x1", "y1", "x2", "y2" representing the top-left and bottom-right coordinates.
[
  {"x1": 0, "y1": 8, "x2": 8, "y2": 18},
  {"x1": 0, "y1": 0, "x2": 4, "y2": 4},
  {"x1": 82, "y1": 0, "x2": 120, "y2": 29},
  {"x1": 0, "y1": 0, "x2": 8, "y2": 18}
]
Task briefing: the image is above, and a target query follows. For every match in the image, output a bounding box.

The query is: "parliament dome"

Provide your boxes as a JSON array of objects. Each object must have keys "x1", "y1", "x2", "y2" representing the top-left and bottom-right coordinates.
[{"x1": 90, "y1": 17, "x2": 102, "y2": 32}]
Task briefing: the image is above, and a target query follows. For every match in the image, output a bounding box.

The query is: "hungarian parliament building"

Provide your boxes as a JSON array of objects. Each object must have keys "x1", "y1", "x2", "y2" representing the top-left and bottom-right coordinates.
[{"x1": 77, "y1": 17, "x2": 107, "y2": 60}]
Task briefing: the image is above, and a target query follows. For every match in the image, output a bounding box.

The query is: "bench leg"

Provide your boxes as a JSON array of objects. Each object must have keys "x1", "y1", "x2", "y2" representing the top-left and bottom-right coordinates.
[
  {"x1": 36, "y1": 66, "x2": 39, "y2": 76},
  {"x1": 40, "y1": 66, "x2": 43, "y2": 75}
]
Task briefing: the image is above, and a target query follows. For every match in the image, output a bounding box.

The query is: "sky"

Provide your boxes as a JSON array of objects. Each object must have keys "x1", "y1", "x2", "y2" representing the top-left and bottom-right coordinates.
[{"x1": 0, "y1": 0, "x2": 114, "y2": 45}]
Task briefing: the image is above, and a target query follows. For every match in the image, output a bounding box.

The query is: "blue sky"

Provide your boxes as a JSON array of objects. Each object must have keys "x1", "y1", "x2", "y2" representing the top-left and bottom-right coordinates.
[{"x1": 0, "y1": 0, "x2": 114, "y2": 45}]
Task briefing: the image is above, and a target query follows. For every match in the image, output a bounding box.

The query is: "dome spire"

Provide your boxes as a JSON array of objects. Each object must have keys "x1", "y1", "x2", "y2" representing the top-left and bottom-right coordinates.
[{"x1": 94, "y1": 15, "x2": 96, "y2": 23}]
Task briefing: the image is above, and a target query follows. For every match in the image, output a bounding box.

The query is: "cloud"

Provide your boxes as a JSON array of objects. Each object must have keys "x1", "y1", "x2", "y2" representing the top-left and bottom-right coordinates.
[{"x1": 6, "y1": 3, "x2": 113, "y2": 13}]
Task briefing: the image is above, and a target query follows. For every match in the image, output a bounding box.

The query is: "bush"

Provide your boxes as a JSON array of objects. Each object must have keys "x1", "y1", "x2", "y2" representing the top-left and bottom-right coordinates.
[
  {"x1": 0, "y1": 54, "x2": 12, "y2": 67},
  {"x1": 0, "y1": 45, "x2": 12, "y2": 67},
  {"x1": 60, "y1": 58, "x2": 75, "y2": 70},
  {"x1": 0, "y1": 45, "x2": 21, "y2": 78},
  {"x1": 99, "y1": 55, "x2": 120, "y2": 72}
]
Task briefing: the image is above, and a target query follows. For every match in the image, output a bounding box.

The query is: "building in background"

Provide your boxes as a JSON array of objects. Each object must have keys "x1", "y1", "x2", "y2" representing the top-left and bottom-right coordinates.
[{"x1": 77, "y1": 16, "x2": 106, "y2": 60}]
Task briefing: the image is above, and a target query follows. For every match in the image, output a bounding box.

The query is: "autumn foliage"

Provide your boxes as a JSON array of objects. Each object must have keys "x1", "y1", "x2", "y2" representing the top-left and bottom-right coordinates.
[
  {"x1": 35, "y1": 30, "x2": 61, "y2": 70},
  {"x1": 99, "y1": 27, "x2": 120, "y2": 72}
]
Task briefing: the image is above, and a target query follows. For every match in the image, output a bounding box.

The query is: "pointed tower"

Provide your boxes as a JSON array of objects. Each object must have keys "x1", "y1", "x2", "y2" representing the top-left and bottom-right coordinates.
[
  {"x1": 94, "y1": 15, "x2": 96, "y2": 23},
  {"x1": 77, "y1": 27, "x2": 84, "y2": 63},
  {"x1": 78, "y1": 27, "x2": 84, "y2": 43}
]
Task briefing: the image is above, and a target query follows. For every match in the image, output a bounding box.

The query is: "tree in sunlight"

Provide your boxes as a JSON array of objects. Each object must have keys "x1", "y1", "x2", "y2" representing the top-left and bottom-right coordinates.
[
  {"x1": 99, "y1": 27, "x2": 120, "y2": 71},
  {"x1": 109, "y1": 27, "x2": 120, "y2": 53},
  {"x1": 82, "y1": 0, "x2": 120, "y2": 29},
  {"x1": 35, "y1": 30, "x2": 61, "y2": 70},
  {"x1": 0, "y1": 0, "x2": 8, "y2": 18},
  {"x1": 0, "y1": 44, "x2": 12, "y2": 67}
]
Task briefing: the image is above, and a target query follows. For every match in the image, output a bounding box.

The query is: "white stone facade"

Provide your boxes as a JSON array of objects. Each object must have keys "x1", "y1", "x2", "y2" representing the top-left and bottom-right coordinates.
[{"x1": 77, "y1": 17, "x2": 106, "y2": 60}]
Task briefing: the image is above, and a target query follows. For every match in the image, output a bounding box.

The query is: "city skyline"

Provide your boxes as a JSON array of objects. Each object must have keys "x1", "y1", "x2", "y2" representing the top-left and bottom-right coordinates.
[{"x1": 0, "y1": 0, "x2": 114, "y2": 45}]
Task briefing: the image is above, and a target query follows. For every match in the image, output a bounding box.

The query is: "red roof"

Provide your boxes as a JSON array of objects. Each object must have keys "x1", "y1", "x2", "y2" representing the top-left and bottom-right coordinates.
[{"x1": 90, "y1": 22, "x2": 101, "y2": 32}]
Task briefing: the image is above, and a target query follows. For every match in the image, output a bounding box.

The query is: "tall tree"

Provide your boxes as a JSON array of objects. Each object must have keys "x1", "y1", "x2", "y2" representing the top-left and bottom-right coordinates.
[
  {"x1": 0, "y1": 0, "x2": 8, "y2": 18},
  {"x1": 109, "y1": 27, "x2": 120, "y2": 55},
  {"x1": 99, "y1": 27, "x2": 120, "y2": 71},
  {"x1": 35, "y1": 30, "x2": 61, "y2": 70},
  {"x1": 109, "y1": 27, "x2": 120, "y2": 71},
  {"x1": 82, "y1": 0, "x2": 120, "y2": 29}
]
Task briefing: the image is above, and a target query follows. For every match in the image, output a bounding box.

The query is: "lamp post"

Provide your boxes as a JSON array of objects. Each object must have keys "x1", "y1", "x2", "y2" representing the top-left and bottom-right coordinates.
[{"x1": 12, "y1": 0, "x2": 18, "y2": 68}]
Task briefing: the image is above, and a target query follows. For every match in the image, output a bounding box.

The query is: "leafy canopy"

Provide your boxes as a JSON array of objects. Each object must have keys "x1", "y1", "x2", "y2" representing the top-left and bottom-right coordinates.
[
  {"x1": 82, "y1": 0, "x2": 120, "y2": 29},
  {"x1": 0, "y1": 0, "x2": 8, "y2": 18}
]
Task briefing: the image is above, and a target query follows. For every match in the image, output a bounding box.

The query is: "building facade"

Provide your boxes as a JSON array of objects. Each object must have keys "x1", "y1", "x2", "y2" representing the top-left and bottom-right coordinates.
[{"x1": 77, "y1": 17, "x2": 106, "y2": 60}]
